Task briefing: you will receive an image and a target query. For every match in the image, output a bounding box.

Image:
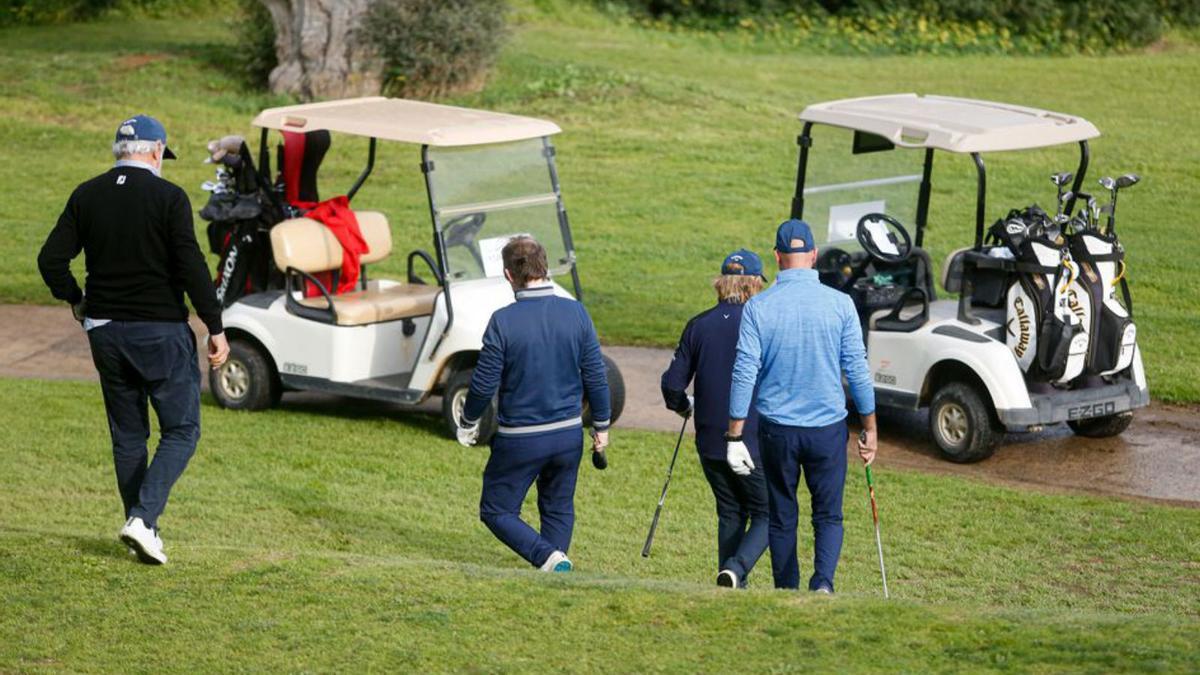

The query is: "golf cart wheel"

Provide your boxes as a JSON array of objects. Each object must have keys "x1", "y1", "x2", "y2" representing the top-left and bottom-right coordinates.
[
  {"x1": 1067, "y1": 411, "x2": 1134, "y2": 438},
  {"x1": 209, "y1": 339, "x2": 280, "y2": 411},
  {"x1": 928, "y1": 382, "x2": 1002, "y2": 463},
  {"x1": 442, "y1": 369, "x2": 498, "y2": 445},
  {"x1": 583, "y1": 353, "x2": 626, "y2": 427}
]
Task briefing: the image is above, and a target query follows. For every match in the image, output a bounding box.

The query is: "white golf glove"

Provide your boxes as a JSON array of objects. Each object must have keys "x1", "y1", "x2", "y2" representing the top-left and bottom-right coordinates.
[
  {"x1": 456, "y1": 420, "x2": 480, "y2": 447},
  {"x1": 676, "y1": 394, "x2": 694, "y2": 419},
  {"x1": 726, "y1": 440, "x2": 755, "y2": 476}
]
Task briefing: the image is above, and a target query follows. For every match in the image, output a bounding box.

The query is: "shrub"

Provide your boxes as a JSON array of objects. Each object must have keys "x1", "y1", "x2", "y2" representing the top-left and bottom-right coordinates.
[
  {"x1": 231, "y1": 0, "x2": 277, "y2": 89},
  {"x1": 610, "y1": 0, "x2": 1200, "y2": 51},
  {"x1": 359, "y1": 0, "x2": 508, "y2": 98},
  {"x1": 0, "y1": 0, "x2": 117, "y2": 26}
]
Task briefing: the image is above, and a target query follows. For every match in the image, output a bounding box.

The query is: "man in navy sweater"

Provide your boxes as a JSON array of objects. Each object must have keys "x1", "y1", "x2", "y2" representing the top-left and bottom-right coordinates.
[
  {"x1": 458, "y1": 236, "x2": 611, "y2": 573},
  {"x1": 661, "y1": 249, "x2": 769, "y2": 588}
]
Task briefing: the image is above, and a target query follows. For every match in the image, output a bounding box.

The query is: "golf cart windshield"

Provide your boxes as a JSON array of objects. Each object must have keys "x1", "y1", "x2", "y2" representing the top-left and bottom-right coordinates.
[
  {"x1": 802, "y1": 127, "x2": 923, "y2": 249},
  {"x1": 426, "y1": 138, "x2": 571, "y2": 283}
]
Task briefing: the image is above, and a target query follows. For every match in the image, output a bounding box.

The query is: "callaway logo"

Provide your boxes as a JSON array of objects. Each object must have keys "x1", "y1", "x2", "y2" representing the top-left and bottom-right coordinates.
[
  {"x1": 1006, "y1": 221, "x2": 1025, "y2": 235},
  {"x1": 1066, "y1": 288, "x2": 1087, "y2": 325},
  {"x1": 116, "y1": 175, "x2": 126, "y2": 185},
  {"x1": 1008, "y1": 296, "x2": 1032, "y2": 358},
  {"x1": 119, "y1": 123, "x2": 136, "y2": 137}
]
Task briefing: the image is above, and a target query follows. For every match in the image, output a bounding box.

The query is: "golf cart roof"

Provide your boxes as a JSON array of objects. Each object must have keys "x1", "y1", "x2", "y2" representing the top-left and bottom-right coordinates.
[
  {"x1": 799, "y1": 94, "x2": 1100, "y2": 153},
  {"x1": 252, "y1": 97, "x2": 562, "y2": 147}
]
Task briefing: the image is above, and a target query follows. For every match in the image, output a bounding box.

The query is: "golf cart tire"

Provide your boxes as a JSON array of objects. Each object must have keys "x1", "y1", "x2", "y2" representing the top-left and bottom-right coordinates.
[
  {"x1": 210, "y1": 339, "x2": 280, "y2": 412},
  {"x1": 928, "y1": 382, "x2": 1002, "y2": 463},
  {"x1": 583, "y1": 353, "x2": 626, "y2": 427},
  {"x1": 1067, "y1": 411, "x2": 1134, "y2": 438},
  {"x1": 442, "y1": 369, "x2": 498, "y2": 445}
]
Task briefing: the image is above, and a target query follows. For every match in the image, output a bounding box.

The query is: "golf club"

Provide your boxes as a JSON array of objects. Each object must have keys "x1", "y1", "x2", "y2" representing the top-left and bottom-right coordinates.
[
  {"x1": 860, "y1": 430, "x2": 889, "y2": 599},
  {"x1": 1100, "y1": 173, "x2": 1140, "y2": 235},
  {"x1": 1051, "y1": 171, "x2": 1073, "y2": 224},
  {"x1": 641, "y1": 413, "x2": 690, "y2": 558}
]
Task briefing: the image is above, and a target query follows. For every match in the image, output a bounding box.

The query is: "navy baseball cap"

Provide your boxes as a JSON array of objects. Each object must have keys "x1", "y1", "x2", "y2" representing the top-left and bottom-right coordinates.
[
  {"x1": 720, "y1": 249, "x2": 766, "y2": 280},
  {"x1": 115, "y1": 115, "x2": 176, "y2": 159},
  {"x1": 775, "y1": 218, "x2": 815, "y2": 253}
]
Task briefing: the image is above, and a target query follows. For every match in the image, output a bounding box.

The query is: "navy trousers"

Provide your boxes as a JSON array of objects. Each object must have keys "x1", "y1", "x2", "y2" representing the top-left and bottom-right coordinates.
[
  {"x1": 479, "y1": 427, "x2": 583, "y2": 568},
  {"x1": 698, "y1": 457, "x2": 769, "y2": 586},
  {"x1": 86, "y1": 321, "x2": 201, "y2": 529},
  {"x1": 758, "y1": 417, "x2": 848, "y2": 591}
]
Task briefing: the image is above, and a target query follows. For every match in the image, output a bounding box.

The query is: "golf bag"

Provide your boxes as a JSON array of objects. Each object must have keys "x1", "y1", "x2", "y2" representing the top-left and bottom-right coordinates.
[
  {"x1": 1067, "y1": 229, "x2": 1136, "y2": 376},
  {"x1": 200, "y1": 138, "x2": 285, "y2": 307},
  {"x1": 989, "y1": 208, "x2": 1089, "y2": 384}
]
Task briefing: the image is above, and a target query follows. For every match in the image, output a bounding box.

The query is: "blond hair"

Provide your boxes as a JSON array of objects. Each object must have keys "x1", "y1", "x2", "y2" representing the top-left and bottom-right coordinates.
[{"x1": 713, "y1": 274, "x2": 763, "y2": 305}]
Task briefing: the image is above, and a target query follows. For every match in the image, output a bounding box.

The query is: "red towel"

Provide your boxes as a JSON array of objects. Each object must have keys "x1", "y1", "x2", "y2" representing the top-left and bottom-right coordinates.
[{"x1": 298, "y1": 195, "x2": 369, "y2": 297}]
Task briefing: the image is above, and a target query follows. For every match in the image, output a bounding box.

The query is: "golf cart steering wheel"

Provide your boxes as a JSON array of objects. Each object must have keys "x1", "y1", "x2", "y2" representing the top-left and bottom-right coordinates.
[
  {"x1": 441, "y1": 212, "x2": 488, "y2": 273},
  {"x1": 442, "y1": 213, "x2": 487, "y2": 249},
  {"x1": 856, "y1": 213, "x2": 913, "y2": 264}
]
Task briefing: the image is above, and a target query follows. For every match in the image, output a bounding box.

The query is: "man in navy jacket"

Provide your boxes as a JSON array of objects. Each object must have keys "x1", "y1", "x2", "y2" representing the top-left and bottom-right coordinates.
[
  {"x1": 459, "y1": 236, "x2": 611, "y2": 573},
  {"x1": 661, "y1": 249, "x2": 769, "y2": 588}
]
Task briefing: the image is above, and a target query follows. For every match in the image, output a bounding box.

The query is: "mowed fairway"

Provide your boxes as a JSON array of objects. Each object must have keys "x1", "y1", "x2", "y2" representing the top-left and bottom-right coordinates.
[
  {"x1": 0, "y1": 379, "x2": 1197, "y2": 670},
  {"x1": 0, "y1": 5, "x2": 1198, "y2": 400}
]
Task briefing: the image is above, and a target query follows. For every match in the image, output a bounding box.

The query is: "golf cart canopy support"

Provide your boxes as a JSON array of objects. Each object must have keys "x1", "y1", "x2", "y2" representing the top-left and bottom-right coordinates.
[{"x1": 251, "y1": 97, "x2": 562, "y2": 147}]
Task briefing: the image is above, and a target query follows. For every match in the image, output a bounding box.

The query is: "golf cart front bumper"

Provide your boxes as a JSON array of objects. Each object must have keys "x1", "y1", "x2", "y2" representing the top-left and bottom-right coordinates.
[{"x1": 996, "y1": 379, "x2": 1149, "y2": 428}]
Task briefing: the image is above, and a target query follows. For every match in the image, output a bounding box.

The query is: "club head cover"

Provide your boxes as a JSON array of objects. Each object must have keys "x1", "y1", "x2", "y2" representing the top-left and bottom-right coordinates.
[{"x1": 592, "y1": 449, "x2": 607, "y2": 471}]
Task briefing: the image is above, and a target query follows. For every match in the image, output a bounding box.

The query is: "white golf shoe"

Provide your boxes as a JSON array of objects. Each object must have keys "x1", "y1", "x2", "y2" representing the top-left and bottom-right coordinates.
[
  {"x1": 539, "y1": 550, "x2": 572, "y2": 573},
  {"x1": 119, "y1": 517, "x2": 167, "y2": 565}
]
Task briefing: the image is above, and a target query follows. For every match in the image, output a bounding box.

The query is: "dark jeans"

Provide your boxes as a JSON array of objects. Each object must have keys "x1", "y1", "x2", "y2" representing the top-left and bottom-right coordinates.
[
  {"x1": 759, "y1": 418, "x2": 848, "y2": 591},
  {"x1": 479, "y1": 427, "x2": 583, "y2": 568},
  {"x1": 698, "y1": 456, "x2": 769, "y2": 586},
  {"x1": 87, "y1": 321, "x2": 201, "y2": 530}
]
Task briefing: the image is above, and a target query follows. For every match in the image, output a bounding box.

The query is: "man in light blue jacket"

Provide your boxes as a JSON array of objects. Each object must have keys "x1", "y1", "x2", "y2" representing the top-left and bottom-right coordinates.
[{"x1": 725, "y1": 219, "x2": 878, "y2": 593}]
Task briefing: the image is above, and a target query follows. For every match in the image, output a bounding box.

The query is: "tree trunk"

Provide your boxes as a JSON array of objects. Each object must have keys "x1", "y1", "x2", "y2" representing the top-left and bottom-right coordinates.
[{"x1": 260, "y1": 0, "x2": 382, "y2": 101}]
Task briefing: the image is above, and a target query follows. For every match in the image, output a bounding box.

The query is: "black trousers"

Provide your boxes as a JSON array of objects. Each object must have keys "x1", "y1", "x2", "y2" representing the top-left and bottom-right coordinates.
[
  {"x1": 698, "y1": 456, "x2": 770, "y2": 585},
  {"x1": 87, "y1": 321, "x2": 201, "y2": 529}
]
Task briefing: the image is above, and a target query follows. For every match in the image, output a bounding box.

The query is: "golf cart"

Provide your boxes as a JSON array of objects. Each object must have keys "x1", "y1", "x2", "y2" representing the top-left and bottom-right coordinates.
[
  {"x1": 207, "y1": 97, "x2": 625, "y2": 441},
  {"x1": 790, "y1": 94, "x2": 1148, "y2": 462}
]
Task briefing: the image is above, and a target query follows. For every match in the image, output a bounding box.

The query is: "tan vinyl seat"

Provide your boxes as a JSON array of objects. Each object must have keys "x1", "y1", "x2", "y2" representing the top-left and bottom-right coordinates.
[{"x1": 271, "y1": 211, "x2": 441, "y2": 326}]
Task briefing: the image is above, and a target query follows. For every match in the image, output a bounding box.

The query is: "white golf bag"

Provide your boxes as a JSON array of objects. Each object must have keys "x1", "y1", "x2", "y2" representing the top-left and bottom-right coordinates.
[
  {"x1": 1003, "y1": 238, "x2": 1089, "y2": 385},
  {"x1": 1067, "y1": 230, "x2": 1137, "y2": 376}
]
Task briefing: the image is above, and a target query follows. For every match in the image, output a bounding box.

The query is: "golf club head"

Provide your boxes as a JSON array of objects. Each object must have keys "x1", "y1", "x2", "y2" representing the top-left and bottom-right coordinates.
[
  {"x1": 592, "y1": 449, "x2": 607, "y2": 470},
  {"x1": 1060, "y1": 190, "x2": 1075, "y2": 205},
  {"x1": 1099, "y1": 176, "x2": 1116, "y2": 191},
  {"x1": 1116, "y1": 173, "x2": 1141, "y2": 189},
  {"x1": 1051, "y1": 171, "x2": 1073, "y2": 188}
]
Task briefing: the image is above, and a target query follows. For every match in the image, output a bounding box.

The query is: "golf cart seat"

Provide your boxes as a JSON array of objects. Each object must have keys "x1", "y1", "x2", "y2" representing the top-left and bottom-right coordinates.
[{"x1": 271, "y1": 213, "x2": 441, "y2": 326}]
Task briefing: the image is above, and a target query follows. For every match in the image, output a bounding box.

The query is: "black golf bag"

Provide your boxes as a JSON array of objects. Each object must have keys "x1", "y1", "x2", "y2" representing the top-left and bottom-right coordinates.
[
  {"x1": 200, "y1": 141, "x2": 285, "y2": 307},
  {"x1": 1066, "y1": 229, "x2": 1136, "y2": 376},
  {"x1": 989, "y1": 207, "x2": 1089, "y2": 384}
]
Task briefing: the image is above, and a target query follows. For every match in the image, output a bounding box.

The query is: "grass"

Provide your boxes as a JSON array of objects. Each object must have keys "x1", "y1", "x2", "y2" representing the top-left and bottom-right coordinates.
[
  {"x1": 0, "y1": 377, "x2": 1198, "y2": 671},
  {"x1": 0, "y1": 6, "x2": 1198, "y2": 401}
]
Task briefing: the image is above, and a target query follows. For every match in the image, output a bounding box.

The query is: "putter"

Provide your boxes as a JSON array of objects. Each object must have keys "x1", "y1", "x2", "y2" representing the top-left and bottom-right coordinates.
[
  {"x1": 860, "y1": 430, "x2": 890, "y2": 599},
  {"x1": 641, "y1": 414, "x2": 690, "y2": 558}
]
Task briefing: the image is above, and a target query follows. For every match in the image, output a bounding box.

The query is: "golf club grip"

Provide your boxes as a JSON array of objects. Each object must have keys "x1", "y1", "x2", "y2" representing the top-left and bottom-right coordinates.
[{"x1": 642, "y1": 505, "x2": 663, "y2": 557}]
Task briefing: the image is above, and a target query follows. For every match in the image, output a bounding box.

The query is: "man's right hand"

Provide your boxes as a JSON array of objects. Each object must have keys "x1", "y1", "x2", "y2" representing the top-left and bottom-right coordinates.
[
  {"x1": 727, "y1": 440, "x2": 755, "y2": 476},
  {"x1": 71, "y1": 299, "x2": 86, "y2": 324},
  {"x1": 858, "y1": 428, "x2": 878, "y2": 466},
  {"x1": 457, "y1": 420, "x2": 480, "y2": 447},
  {"x1": 208, "y1": 332, "x2": 230, "y2": 369}
]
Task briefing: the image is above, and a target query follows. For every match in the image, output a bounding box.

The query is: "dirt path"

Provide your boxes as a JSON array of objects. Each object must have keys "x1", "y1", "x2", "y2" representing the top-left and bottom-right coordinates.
[{"x1": 3, "y1": 305, "x2": 1197, "y2": 506}]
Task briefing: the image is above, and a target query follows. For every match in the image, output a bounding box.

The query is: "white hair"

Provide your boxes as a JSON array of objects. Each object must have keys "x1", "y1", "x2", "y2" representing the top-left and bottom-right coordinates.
[{"x1": 112, "y1": 139, "x2": 160, "y2": 160}]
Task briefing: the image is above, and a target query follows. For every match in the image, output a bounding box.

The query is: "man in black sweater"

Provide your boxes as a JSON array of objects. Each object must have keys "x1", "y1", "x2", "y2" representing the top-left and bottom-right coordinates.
[{"x1": 37, "y1": 115, "x2": 229, "y2": 565}]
